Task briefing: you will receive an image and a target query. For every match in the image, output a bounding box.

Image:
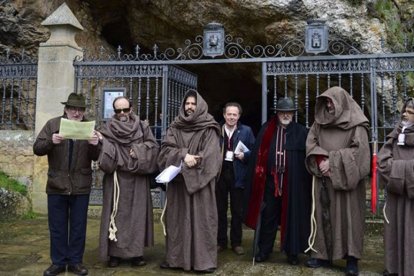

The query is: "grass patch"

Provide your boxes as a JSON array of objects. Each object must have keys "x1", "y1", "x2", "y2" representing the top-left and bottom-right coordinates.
[
  {"x1": 21, "y1": 210, "x2": 38, "y2": 219},
  {"x1": 0, "y1": 171, "x2": 28, "y2": 197}
]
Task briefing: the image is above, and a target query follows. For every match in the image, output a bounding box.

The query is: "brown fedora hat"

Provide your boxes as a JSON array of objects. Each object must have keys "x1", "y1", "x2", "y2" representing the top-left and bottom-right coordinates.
[{"x1": 61, "y1": 93, "x2": 86, "y2": 108}]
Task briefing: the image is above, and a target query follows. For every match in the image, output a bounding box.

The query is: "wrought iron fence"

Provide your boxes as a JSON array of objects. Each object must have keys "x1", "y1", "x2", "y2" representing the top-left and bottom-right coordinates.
[
  {"x1": 74, "y1": 57, "x2": 197, "y2": 207},
  {"x1": 0, "y1": 49, "x2": 37, "y2": 130}
]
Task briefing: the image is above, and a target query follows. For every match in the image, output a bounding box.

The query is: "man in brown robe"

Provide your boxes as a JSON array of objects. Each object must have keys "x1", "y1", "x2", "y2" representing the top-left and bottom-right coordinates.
[
  {"x1": 157, "y1": 89, "x2": 222, "y2": 273},
  {"x1": 97, "y1": 96, "x2": 159, "y2": 267},
  {"x1": 377, "y1": 98, "x2": 414, "y2": 276},
  {"x1": 305, "y1": 87, "x2": 370, "y2": 276}
]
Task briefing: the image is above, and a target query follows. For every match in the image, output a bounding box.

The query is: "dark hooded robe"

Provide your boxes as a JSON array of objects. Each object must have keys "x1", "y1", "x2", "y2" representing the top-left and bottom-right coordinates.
[
  {"x1": 157, "y1": 90, "x2": 222, "y2": 271},
  {"x1": 98, "y1": 113, "x2": 159, "y2": 261},
  {"x1": 244, "y1": 116, "x2": 311, "y2": 257},
  {"x1": 305, "y1": 86, "x2": 370, "y2": 261},
  {"x1": 377, "y1": 106, "x2": 414, "y2": 275}
]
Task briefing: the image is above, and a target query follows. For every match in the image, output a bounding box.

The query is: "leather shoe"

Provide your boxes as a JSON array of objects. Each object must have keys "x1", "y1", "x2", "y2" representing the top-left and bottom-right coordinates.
[
  {"x1": 305, "y1": 258, "x2": 331, "y2": 268},
  {"x1": 43, "y1": 264, "x2": 66, "y2": 276},
  {"x1": 383, "y1": 270, "x2": 398, "y2": 276},
  {"x1": 254, "y1": 252, "x2": 269, "y2": 263},
  {"x1": 160, "y1": 261, "x2": 171, "y2": 269},
  {"x1": 287, "y1": 254, "x2": 299, "y2": 265},
  {"x1": 195, "y1": 267, "x2": 215, "y2": 273},
  {"x1": 108, "y1": 256, "x2": 120, "y2": 268},
  {"x1": 232, "y1": 246, "x2": 245, "y2": 255},
  {"x1": 131, "y1": 256, "x2": 147, "y2": 267},
  {"x1": 68, "y1": 263, "x2": 88, "y2": 275},
  {"x1": 345, "y1": 257, "x2": 359, "y2": 276},
  {"x1": 217, "y1": 245, "x2": 226, "y2": 252}
]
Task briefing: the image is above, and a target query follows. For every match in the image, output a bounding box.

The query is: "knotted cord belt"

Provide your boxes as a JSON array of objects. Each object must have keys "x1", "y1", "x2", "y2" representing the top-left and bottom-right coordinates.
[{"x1": 108, "y1": 170, "x2": 120, "y2": 242}]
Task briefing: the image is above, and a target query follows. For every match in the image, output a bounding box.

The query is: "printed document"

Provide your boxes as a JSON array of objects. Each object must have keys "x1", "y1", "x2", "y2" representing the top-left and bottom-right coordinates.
[
  {"x1": 59, "y1": 118, "x2": 95, "y2": 140},
  {"x1": 234, "y1": 141, "x2": 249, "y2": 154},
  {"x1": 155, "y1": 162, "x2": 182, "y2": 183}
]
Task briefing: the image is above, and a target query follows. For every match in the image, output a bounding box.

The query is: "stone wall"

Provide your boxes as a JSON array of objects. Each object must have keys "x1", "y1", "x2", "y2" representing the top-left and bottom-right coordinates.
[{"x1": 0, "y1": 130, "x2": 35, "y2": 190}]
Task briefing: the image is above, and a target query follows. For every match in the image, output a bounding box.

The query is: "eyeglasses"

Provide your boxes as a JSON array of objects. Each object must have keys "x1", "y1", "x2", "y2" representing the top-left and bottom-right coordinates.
[
  {"x1": 114, "y1": 108, "x2": 131, "y2": 114},
  {"x1": 67, "y1": 106, "x2": 85, "y2": 112}
]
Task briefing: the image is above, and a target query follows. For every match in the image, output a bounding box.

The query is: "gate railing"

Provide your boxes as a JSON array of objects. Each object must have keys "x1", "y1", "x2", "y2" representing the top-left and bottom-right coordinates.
[
  {"x1": 74, "y1": 58, "x2": 197, "y2": 207},
  {"x1": 0, "y1": 49, "x2": 37, "y2": 130}
]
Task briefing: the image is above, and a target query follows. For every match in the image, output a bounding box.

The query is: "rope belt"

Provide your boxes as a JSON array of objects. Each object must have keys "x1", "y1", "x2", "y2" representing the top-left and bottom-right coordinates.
[
  {"x1": 305, "y1": 175, "x2": 318, "y2": 253},
  {"x1": 108, "y1": 170, "x2": 120, "y2": 242}
]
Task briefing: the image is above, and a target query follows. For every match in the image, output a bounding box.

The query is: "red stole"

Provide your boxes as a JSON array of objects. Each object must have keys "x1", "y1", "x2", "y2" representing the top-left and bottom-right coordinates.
[{"x1": 245, "y1": 118, "x2": 277, "y2": 229}]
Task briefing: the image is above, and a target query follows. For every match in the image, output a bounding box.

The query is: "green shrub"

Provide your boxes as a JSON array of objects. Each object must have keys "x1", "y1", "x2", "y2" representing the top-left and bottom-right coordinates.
[{"x1": 0, "y1": 172, "x2": 27, "y2": 197}]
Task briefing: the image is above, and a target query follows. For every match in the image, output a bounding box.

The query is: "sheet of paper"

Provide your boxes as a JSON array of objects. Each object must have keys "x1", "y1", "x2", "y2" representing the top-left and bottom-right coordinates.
[
  {"x1": 234, "y1": 140, "x2": 249, "y2": 154},
  {"x1": 59, "y1": 118, "x2": 95, "y2": 140},
  {"x1": 155, "y1": 163, "x2": 182, "y2": 183}
]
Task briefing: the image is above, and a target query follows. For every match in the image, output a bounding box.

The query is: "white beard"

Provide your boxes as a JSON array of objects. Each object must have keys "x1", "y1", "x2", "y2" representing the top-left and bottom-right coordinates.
[{"x1": 280, "y1": 118, "x2": 292, "y2": 126}]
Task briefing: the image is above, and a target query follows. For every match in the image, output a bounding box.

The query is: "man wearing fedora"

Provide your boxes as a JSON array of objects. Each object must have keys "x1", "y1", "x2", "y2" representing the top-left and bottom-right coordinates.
[
  {"x1": 244, "y1": 97, "x2": 311, "y2": 265},
  {"x1": 34, "y1": 93, "x2": 100, "y2": 276}
]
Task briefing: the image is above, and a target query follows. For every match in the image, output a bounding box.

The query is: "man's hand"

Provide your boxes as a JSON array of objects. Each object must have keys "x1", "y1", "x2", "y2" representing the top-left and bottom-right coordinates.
[
  {"x1": 88, "y1": 131, "x2": 99, "y2": 146},
  {"x1": 52, "y1": 133, "x2": 64, "y2": 144},
  {"x1": 319, "y1": 159, "x2": 331, "y2": 177},
  {"x1": 184, "y1": 154, "x2": 201, "y2": 168},
  {"x1": 130, "y1": 148, "x2": 136, "y2": 159},
  {"x1": 235, "y1": 152, "x2": 244, "y2": 161}
]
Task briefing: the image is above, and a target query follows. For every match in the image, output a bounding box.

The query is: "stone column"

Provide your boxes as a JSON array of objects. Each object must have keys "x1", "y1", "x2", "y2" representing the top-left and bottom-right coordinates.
[{"x1": 32, "y1": 3, "x2": 84, "y2": 213}]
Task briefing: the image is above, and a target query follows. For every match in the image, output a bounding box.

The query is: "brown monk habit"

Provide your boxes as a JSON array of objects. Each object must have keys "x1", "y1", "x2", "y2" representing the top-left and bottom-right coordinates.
[
  {"x1": 377, "y1": 108, "x2": 414, "y2": 275},
  {"x1": 98, "y1": 113, "x2": 159, "y2": 261},
  {"x1": 158, "y1": 90, "x2": 222, "y2": 271},
  {"x1": 305, "y1": 86, "x2": 370, "y2": 261}
]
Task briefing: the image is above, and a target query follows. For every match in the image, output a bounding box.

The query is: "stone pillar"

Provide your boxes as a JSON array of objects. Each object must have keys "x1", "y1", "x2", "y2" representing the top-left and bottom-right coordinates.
[{"x1": 32, "y1": 3, "x2": 84, "y2": 213}]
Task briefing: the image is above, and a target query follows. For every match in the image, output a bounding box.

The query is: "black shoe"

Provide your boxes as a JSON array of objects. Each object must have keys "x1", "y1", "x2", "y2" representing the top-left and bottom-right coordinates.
[
  {"x1": 160, "y1": 261, "x2": 171, "y2": 269},
  {"x1": 287, "y1": 254, "x2": 299, "y2": 265},
  {"x1": 131, "y1": 256, "x2": 147, "y2": 267},
  {"x1": 43, "y1": 264, "x2": 66, "y2": 276},
  {"x1": 345, "y1": 257, "x2": 359, "y2": 276},
  {"x1": 254, "y1": 252, "x2": 269, "y2": 263},
  {"x1": 68, "y1": 263, "x2": 88, "y2": 275},
  {"x1": 195, "y1": 267, "x2": 215, "y2": 273},
  {"x1": 305, "y1": 258, "x2": 331, "y2": 268},
  {"x1": 383, "y1": 270, "x2": 398, "y2": 276},
  {"x1": 108, "y1": 256, "x2": 120, "y2": 268}
]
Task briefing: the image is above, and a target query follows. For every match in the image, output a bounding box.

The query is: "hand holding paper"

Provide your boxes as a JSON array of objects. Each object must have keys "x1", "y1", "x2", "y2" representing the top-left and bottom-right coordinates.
[{"x1": 234, "y1": 141, "x2": 249, "y2": 154}]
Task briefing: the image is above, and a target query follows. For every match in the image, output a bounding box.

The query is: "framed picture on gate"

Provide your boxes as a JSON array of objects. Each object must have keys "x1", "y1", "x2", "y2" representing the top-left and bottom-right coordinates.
[{"x1": 102, "y1": 88, "x2": 126, "y2": 120}]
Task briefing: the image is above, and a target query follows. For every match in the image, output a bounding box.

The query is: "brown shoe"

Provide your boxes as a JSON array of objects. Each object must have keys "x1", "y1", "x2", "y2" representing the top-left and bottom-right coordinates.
[
  {"x1": 232, "y1": 246, "x2": 245, "y2": 255},
  {"x1": 217, "y1": 245, "x2": 226, "y2": 252}
]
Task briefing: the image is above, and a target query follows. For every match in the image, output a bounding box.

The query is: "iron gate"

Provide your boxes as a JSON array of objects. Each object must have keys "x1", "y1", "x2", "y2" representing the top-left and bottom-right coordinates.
[
  {"x1": 74, "y1": 55, "x2": 197, "y2": 207},
  {"x1": 73, "y1": 23, "x2": 414, "y2": 216},
  {"x1": 0, "y1": 49, "x2": 37, "y2": 130}
]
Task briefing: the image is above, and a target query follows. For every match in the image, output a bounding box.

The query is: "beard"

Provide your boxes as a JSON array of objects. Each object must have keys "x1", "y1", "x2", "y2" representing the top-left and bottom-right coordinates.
[
  {"x1": 118, "y1": 114, "x2": 129, "y2": 122},
  {"x1": 279, "y1": 118, "x2": 292, "y2": 126}
]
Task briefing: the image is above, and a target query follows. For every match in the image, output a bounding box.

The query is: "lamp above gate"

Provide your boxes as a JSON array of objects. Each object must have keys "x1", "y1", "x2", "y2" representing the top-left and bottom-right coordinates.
[
  {"x1": 305, "y1": 19, "x2": 329, "y2": 55},
  {"x1": 203, "y1": 22, "x2": 225, "y2": 58}
]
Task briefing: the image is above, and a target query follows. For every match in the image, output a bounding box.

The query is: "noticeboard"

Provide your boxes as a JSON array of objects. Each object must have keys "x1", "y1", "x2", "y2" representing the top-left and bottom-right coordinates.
[{"x1": 102, "y1": 88, "x2": 125, "y2": 119}]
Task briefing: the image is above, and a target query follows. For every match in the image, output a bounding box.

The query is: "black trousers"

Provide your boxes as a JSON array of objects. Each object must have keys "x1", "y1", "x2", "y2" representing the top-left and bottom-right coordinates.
[
  {"x1": 216, "y1": 161, "x2": 244, "y2": 247},
  {"x1": 257, "y1": 177, "x2": 282, "y2": 256},
  {"x1": 48, "y1": 194, "x2": 90, "y2": 266}
]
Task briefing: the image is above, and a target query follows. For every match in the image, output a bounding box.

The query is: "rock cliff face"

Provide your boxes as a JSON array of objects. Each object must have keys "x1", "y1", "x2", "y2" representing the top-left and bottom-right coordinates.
[
  {"x1": 1, "y1": 0, "x2": 413, "y2": 128},
  {"x1": 3, "y1": 0, "x2": 412, "y2": 57}
]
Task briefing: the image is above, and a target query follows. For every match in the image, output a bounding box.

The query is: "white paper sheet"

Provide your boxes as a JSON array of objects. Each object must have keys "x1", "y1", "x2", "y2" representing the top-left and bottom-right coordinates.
[
  {"x1": 234, "y1": 140, "x2": 249, "y2": 154},
  {"x1": 155, "y1": 162, "x2": 182, "y2": 183},
  {"x1": 59, "y1": 118, "x2": 95, "y2": 140}
]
